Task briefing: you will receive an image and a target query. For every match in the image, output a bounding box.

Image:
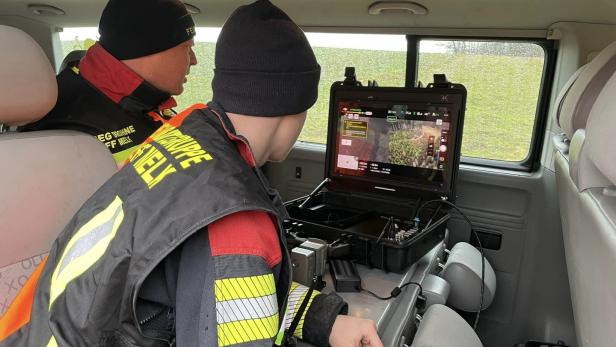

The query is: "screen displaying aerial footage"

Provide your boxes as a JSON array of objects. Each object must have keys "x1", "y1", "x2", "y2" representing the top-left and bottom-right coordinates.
[{"x1": 333, "y1": 101, "x2": 451, "y2": 184}]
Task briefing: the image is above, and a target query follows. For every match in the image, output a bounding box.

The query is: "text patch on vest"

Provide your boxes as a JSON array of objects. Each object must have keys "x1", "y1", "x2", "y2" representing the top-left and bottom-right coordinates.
[{"x1": 129, "y1": 123, "x2": 213, "y2": 189}]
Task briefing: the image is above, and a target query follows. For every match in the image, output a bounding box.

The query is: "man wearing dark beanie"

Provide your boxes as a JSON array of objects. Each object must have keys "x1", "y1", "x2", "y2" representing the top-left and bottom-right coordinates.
[
  {"x1": 0, "y1": 1, "x2": 383, "y2": 346},
  {"x1": 20, "y1": 0, "x2": 198, "y2": 166}
]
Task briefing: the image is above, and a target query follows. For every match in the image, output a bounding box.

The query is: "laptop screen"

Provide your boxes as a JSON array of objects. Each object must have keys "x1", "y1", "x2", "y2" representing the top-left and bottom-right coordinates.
[{"x1": 326, "y1": 86, "x2": 465, "y2": 197}]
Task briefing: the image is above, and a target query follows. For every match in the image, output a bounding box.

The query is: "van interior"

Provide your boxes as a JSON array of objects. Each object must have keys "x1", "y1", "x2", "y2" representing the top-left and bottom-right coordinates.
[{"x1": 1, "y1": 1, "x2": 616, "y2": 346}]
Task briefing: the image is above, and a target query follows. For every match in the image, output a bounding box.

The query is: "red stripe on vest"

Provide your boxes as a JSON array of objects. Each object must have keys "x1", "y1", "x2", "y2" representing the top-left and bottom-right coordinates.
[{"x1": 208, "y1": 211, "x2": 282, "y2": 268}]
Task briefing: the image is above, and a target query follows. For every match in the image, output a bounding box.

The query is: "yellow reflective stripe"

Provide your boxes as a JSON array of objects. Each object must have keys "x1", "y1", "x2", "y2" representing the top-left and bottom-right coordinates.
[
  {"x1": 290, "y1": 281, "x2": 299, "y2": 292},
  {"x1": 112, "y1": 146, "x2": 139, "y2": 166},
  {"x1": 217, "y1": 313, "x2": 279, "y2": 346},
  {"x1": 284, "y1": 280, "x2": 301, "y2": 327},
  {"x1": 284, "y1": 283, "x2": 308, "y2": 329},
  {"x1": 49, "y1": 196, "x2": 124, "y2": 308},
  {"x1": 275, "y1": 282, "x2": 303, "y2": 346},
  {"x1": 293, "y1": 289, "x2": 309, "y2": 318},
  {"x1": 283, "y1": 282, "x2": 320, "y2": 339},
  {"x1": 274, "y1": 307, "x2": 289, "y2": 346},
  {"x1": 215, "y1": 274, "x2": 279, "y2": 346},
  {"x1": 215, "y1": 274, "x2": 276, "y2": 301},
  {"x1": 46, "y1": 336, "x2": 58, "y2": 347},
  {"x1": 293, "y1": 291, "x2": 318, "y2": 339}
]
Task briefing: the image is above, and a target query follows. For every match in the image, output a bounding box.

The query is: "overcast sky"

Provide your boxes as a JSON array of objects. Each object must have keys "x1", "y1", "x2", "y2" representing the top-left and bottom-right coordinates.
[{"x1": 60, "y1": 27, "x2": 447, "y2": 53}]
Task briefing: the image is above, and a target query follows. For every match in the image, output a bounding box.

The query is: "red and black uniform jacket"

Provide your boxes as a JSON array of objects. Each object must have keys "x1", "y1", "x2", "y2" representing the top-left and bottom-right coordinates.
[{"x1": 19, "y1": 43, "x2": 176, "y2": 165}]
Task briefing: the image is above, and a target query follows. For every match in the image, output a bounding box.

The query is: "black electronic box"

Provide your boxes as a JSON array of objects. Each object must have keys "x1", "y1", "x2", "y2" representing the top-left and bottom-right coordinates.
[{"x1": 285, "y1": 74, "x2": 467, "y2": 273}]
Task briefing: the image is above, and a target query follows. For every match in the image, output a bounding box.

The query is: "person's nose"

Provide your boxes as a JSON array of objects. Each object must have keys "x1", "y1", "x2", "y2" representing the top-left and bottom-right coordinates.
[{"x1": 190, "y1": 48, "x2": 197, "y2": 66}]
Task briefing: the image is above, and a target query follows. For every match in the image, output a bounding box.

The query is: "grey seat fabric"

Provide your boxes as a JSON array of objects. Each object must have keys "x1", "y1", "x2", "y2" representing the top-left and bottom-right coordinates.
[
  {"x1": 411, "y1": 304, "x2": 483, "y2": 347},
  {"x1": 554, "y1": 60, "x2": 616, "y2": 346},
  {"x1": 0, "y1": 26, "x2": 116, "y2": 315},
  {"x1": 440, "y1": 242, "x2": 497, "y2": 312}
]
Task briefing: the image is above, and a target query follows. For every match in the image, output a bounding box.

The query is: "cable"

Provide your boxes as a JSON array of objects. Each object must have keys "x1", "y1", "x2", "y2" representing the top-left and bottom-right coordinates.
[
  {"x1": 360, "y1": 281, "x2": 423, "y2": 301},
  {"x1": 399, "y1": 281, "x2": 423, "y2": 294},
  {"x1": 424, "y1": 203, "x2": 443, "y2": 229},
  {"x1": 415, "y1": 199, "x2": 485, "y2": 331},
  {"x1": 376, "y1": 216, "x2": 393, "y2": 244}
]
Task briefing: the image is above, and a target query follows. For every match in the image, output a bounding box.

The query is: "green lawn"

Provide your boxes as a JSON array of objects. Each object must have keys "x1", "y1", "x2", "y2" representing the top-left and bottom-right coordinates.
[
  {"x1": 303, "y1": 47, "x2": 407, "y2": 145},
  {"x1": 62, "y1": 41, "x2": 544, "y2": 162},
  {"x1": 418, "y1": 53, "x2": 544, "y2": 161}
]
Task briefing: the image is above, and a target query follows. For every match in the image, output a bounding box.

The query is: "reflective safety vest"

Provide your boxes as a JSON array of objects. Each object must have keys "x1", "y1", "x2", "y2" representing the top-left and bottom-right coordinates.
[{"x1": 0, "y1": 104, "x2": 303, "y2": 346}]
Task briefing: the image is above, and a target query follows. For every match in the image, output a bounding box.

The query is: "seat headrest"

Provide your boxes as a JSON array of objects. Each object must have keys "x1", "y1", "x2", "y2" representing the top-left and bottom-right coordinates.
[
  {"x1": 411, "y1": 304, "x2": 483, "y2": 347},
  {"x1": 0, "y1": 25, "x2": 57, "y2": 126},
  {"x1": 553, "y1": 65, "x2": 586, "y2": 130},
  {"x1": 568, "y1": 130, "x2": 611, "y2": 191},
  {"x1": 585, "y1": 71, "x2": 616, "y2": 186},
  {"x1": 557, "y1": 40, "x2": 616, "y2": 139}
]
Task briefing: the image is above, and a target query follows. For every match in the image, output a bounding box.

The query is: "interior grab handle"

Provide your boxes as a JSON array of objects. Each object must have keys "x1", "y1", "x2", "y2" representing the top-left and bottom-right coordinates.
[{"x1": 367, "y1": 1, "x2": 429, "y2": 15}]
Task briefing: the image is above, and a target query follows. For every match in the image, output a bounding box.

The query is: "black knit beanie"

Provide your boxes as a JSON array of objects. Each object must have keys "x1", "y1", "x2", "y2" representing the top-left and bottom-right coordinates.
[
  {"x1": 212, "y1": 0, "x2": 321, "y2": 116},
  {"x1": 99, "y1": 0, "x2": 196, "y2": 60}
]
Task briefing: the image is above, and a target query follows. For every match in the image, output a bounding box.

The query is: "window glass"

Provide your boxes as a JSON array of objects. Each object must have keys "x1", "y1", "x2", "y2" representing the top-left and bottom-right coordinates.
[
  {"x1": 61, "y1": 31, "x2": 547, "y2": 163},
  {"x1": 417, "y1": 40, "x2": 545, "y2": 162},
  {"x1": 60, "y1": 30, "x2": 407, "y2": 145},
  {"x1": 60, "y1": 27, "x2": 98, "y2": 54},
  {"x1": 301, "y1": 33, "x2": 407, "y2": 143}
]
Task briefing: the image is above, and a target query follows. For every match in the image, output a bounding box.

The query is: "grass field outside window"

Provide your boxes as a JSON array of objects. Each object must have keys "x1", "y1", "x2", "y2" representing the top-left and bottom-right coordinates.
[{"x1": 61, "y1": 30, "x2": 545, "y2": 163}]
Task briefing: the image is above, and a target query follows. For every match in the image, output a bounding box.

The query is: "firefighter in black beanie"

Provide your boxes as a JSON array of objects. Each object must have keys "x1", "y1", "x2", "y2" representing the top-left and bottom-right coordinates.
[{"x1": 20, "y1": 0, "x2": 198, "y2": 166}]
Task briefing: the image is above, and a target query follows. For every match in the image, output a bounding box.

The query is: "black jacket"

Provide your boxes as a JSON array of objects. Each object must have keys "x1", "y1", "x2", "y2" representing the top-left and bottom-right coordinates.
[
  {"x1": 20, "y1": 42, "x2": 175, "y2": 165},
  {"x1": 2, "y1": 104, "x2": 346, "y2": 347}
]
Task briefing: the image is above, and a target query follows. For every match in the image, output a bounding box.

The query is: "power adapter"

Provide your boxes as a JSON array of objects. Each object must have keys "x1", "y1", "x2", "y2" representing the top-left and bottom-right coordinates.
[{"x1": 329, "y1": 259, "x2": 361, "y2": 292}]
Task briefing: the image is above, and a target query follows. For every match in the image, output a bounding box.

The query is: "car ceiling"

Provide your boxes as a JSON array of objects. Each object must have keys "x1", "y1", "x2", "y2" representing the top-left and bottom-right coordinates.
[{"x1": 0, "y1": 0, "x2": 616, "y2": 30}]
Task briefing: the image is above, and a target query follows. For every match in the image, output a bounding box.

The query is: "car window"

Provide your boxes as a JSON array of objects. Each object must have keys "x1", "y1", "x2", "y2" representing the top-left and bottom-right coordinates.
[
  {"x1": 417, "y1": 39, "x2": 546, "y2": 162},
  {"x1": 60, "y1": 29, "x2": 550, "y2": 167},
  {"x1": 60, "y1": 29, "x2": 407, "y2": 146}
]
